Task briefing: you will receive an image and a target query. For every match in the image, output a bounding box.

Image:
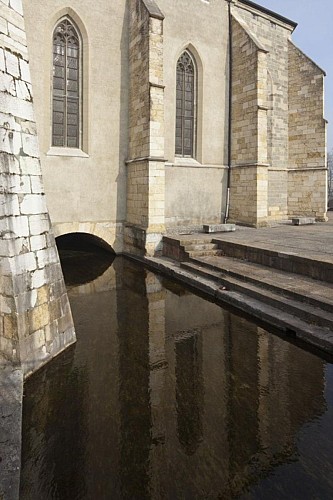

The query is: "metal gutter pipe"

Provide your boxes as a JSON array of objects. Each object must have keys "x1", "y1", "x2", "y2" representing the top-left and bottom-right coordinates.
[{"x1": 224, "y1": 0, "x2": 232, "y2": 224}]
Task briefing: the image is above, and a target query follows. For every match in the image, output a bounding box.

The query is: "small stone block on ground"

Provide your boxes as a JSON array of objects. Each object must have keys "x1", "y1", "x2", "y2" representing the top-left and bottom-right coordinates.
[
  {"x1": 203, "y1": 224, "x2": 236, "y2": 233},
  {"x1": 291, "y1": 218, "x2": 316, "y2": 226}
]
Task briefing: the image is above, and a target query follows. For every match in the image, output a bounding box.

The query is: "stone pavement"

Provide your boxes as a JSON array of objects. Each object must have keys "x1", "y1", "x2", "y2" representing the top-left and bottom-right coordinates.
[
  {"x1": 213, "y1": 212, "x2": 333, "y2": 265},
  {"x1": 169, "y1": 212, "x2": 333, "y2": 266}
]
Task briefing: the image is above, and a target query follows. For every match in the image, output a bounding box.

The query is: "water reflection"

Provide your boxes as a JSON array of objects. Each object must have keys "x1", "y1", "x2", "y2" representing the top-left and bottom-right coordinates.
[
  {"x1": 20, "y1": 257, "x2": 333, "y2": 499},
  {"x1": 175, "y1": 331, "x2": 204, "y2": 456}
]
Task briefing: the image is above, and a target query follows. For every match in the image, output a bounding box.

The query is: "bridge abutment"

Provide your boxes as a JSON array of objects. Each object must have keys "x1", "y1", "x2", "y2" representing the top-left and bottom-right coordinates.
[{"x1": 0, "y1": 0, "x2": 76, "y2": 378}]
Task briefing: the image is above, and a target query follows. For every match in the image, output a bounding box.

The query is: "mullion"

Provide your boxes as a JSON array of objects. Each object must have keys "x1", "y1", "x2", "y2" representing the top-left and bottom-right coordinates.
[
  {"x1": 65, "y1": 36, "x2": 68, "y2": 146},
  {"x1": 182, "y1": 69, "x2": 185, "y2": 156}
]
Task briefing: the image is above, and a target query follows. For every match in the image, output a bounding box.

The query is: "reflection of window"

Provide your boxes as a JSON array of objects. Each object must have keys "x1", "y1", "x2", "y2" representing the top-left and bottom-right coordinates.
[
  {"x1": 52, "y1": 18, "x2": 81, "y2": 148},
  {"x1": 175, "y1": 50, "x2": 196, "y2": 157}
]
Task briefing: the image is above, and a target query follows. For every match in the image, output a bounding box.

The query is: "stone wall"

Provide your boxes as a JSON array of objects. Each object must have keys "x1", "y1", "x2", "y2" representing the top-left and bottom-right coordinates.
[
  {"x1": 229, "y1": 15, "x2": 268, "y2": 226},
  {"x1": 230, "y1": 2, "x2": 295, "y2": 224},
  {"x1": 288, "y1": 41, "x2": 327, "y2": 220},
  {"x1": 229, "y1": 1, "x2": 326, "y2": 224},
  {"x1": 0, "y1": 0, "x2": 75, "y2": 377},
  {"x1": 165, "y1": 163, "x2": 226, "y2": 226},
  {"x1": 234, "y1": 2, "x2": 290, "y2": 171},
  {"x1": 126, "y1": 0, "x2": 166, "y2": 255}
]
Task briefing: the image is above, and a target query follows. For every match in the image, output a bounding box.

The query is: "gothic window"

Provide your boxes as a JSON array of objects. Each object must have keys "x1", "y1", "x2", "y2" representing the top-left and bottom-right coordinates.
[
  {"x1": 175, "y1": 50, "x2": 196, "y2": 157},
  {"x1": 52, "y1": 18, "x2": 81, "y2": 148}
]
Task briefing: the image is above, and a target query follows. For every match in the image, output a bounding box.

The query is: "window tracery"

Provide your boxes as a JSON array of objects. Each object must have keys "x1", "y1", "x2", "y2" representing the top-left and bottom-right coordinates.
[
  {"x1": 175, "y1": 50, "x2": 196, "y2": 157},
  {"x1": 52, "y1": 18, "x2": 81, "y2": 148}
]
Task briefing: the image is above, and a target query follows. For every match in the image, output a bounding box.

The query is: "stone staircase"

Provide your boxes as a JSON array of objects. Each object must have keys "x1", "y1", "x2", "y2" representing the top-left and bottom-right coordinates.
[
  {"x1": 161, "y1": 234, "x2": 333, "y2": 353},
  {"x1": 162, "y1": 236, "x2": 222, "y2": 261}
]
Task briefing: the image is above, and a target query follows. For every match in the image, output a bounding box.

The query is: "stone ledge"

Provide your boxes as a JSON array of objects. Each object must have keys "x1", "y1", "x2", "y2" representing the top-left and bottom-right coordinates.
[
  {"x1": 291, "y1": 217, "x2": 316, "y2": 226},
  {"x1": 141, "y1": 0, "x2": 164, "y2": 20},
  {"x1": 203, "y1": 223, "x2": 236, "y2": 233}
]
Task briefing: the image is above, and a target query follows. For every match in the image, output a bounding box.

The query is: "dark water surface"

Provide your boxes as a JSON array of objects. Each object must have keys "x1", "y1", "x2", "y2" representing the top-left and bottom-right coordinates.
[{"x1": 20, "y1": 256, "x2": 333, "y2": 499}]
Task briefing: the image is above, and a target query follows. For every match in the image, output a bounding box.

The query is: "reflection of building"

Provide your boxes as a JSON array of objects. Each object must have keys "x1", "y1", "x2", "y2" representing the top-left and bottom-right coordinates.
[{"x1": 21, "y1": 259, "x2": 326, "y2": 498}]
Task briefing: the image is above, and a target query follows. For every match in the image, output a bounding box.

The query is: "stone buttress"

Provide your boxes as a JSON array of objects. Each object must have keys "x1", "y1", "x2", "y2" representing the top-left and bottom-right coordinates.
[
  {"x1": 0, "y1": 0, "x2": 76, "y2": 378},
  {"x1": 229, "y1": 1, "x2": 327, "y2": 226},
  {"x1": 288, "y1": 41, "x2": 327, "y2": 221},
  {"x1": 126, "y1": 0, "x2": 166, "y2": 256},
  {"x1": 229, "y1": 12, "x2": 269, "y2": 227}
]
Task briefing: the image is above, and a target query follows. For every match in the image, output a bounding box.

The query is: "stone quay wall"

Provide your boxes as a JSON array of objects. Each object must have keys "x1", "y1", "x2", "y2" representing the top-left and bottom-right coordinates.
[{"x1": 0, "y1": 0, "x2": 75, "y2": 377}]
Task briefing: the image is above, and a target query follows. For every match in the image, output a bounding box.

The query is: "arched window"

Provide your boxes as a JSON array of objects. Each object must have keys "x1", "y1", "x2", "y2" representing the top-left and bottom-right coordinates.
[
  {"x1": 175, "y1": 50, "x2": 196, "y2": 157},
  {"x1": 52, "y1": 18, "x2": 81, "y2": 148}
]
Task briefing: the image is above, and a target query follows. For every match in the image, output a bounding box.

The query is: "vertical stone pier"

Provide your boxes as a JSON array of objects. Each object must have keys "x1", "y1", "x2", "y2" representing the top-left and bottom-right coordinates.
[
  {"x1": 0, "y1": 0, "x2": 76, "y2": 376},
  {"x1": 125, "y1": 0, "x2": 166, "y2": 256}
]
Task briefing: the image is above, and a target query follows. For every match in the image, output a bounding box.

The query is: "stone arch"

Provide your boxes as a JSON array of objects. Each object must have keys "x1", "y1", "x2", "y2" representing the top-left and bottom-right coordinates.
[
  {"x1": 48, "y1": 8, "x2": 90, "y2": 152},
  {"x1": 174, "y1": 43, "x2": 204, "y2": 162},
  {"x1": 53, "y1": 222, "x2": 122, "y2": 253},
  {"x1": 55, "y1": 232, "x2": 115, "y2": 253},
  {"x1": 55, "y1": 231, "x2": 116, "y2": 287}
]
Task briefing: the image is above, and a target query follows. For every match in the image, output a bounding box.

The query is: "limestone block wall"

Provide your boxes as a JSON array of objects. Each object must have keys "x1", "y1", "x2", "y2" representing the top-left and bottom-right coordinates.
[
  {"x1": 128, "y1": 0, "x2": 150, "y2": 161},
  {"x1": 126, "y1": 0, "x2": 165, "y2": 255},
  {"x1": 230, "y1": 17, "x2": 260, "y2": 166},
  {"x1": 229, "y1": 16, "x2": 268, "y2": 226},
  {"x1": 0, "y1": 0, "x2": 75, "y2": 376},
  {"x1": 234, "y1": 2, "x2": 290, "y2": 170},
  {"x1": 288, "y1": 41, "x2": 327, "y2": 220},
  {"x1": 233, "y1": 2, "x2": 293, "y2": 222}
]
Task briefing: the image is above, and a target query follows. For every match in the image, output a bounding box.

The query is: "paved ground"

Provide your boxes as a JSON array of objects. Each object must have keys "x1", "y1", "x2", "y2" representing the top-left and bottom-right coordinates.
[
  {"x1": 170, "y1": 212, "x2": 333, "y2": 265},
  {"x1": 215, "y1": 212, "x2": 333, "y2": 264}
]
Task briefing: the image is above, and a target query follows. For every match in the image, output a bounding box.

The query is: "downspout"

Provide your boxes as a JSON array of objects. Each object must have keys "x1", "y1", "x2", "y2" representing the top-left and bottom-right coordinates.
[{"x1": 224, "y1": 0, "x2": 232, "y2": 223}]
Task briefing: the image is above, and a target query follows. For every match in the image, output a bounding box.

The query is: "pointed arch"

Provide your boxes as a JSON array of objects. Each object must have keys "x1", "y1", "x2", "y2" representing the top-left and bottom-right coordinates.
[
  {"x1": 175, "y1": 49, "x2": 197, "y2": 158},
  {"x1": 52, "y1": 16, "x2": 82, "y2": 148}
]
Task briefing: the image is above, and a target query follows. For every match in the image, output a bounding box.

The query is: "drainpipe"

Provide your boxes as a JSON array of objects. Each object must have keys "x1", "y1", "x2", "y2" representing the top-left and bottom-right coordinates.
[{"x1": 224, "y1": 0, "x2": 232, "y2": 223}]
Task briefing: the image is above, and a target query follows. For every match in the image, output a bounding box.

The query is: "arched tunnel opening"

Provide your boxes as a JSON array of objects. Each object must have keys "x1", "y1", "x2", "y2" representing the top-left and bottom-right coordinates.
[{"x1": 56, "y1": 232, "x2": 116, "y2": 287}]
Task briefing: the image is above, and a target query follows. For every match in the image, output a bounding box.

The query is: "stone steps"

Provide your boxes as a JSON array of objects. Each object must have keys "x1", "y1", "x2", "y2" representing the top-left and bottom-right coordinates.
[
  {"x1": 141, "y1": 255, "x2": 333, "y2": 354},
  {"x1": 187, "y1": 251, "x2": 221, "y2": 258},
  {"x1": 188, "y1": 255, "x2": 333, "y2": 313},
  {"x1": 185, "y1": 242, "x2": 221, "y2": 259},
  {"x1": 212, "y1": 238, "x2": 333, "y2": 283},
  {"x1": 181, "y1": 260, "x2": 333, "y2": 331},
  {"x1": 162, "y1": 235, "x2": 221, "y2": 261},
  {"x1": 184, "y1": 243, "x2": 219, "y2": 251}
]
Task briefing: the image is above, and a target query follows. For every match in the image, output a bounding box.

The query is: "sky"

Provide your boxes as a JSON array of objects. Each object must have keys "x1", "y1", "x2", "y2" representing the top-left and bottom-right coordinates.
[{"x1": 256, "y1": 0, "x2": 332, "y2": 151}]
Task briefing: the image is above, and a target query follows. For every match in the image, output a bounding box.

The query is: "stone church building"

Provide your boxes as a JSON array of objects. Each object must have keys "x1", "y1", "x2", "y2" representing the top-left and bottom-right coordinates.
[
  {"x1": 2, "y1": 0, "x2": 320, "y2": 256},
  {"x1": 0, "y1": 0, "x2": 328, "y2": 428},
  {"x1": 19, "y1": 0, "x2": 327, "y2": 256}
]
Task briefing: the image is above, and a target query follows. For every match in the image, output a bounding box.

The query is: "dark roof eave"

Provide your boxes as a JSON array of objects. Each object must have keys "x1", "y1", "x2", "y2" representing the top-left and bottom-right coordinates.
[{"x1": 238, "y1": 0, "x2": 298, "y2": 30}]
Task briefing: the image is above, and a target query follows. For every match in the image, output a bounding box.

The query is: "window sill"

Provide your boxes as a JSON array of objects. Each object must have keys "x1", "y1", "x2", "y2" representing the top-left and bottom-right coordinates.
[
  {"x1": 174, "y1": 157, "x2": 201, "y2": 167},
  {"x1": 46, "y1": 147, "x2": 89, "y2": 158}
]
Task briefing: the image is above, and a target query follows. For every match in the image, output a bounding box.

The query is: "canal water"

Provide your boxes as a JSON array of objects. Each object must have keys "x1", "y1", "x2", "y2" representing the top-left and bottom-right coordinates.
[{"x1": 20, "y1": 253, "x2": 333, "y2": 499}]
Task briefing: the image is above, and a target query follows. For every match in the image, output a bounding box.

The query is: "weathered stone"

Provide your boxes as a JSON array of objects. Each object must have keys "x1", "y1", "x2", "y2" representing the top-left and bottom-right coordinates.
[
  {"x1": 0, "y1": 361, "x2": 23, "y2": 500},
  {"x1": 292, "y1": 217, "x2": 316, "y2": 226},
  {"x1": 0, "y1": 0, "x2": 76, "y2": 382},
  {"x1": 203, "y1": 223, "x2": 236, "y2": 233}
]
